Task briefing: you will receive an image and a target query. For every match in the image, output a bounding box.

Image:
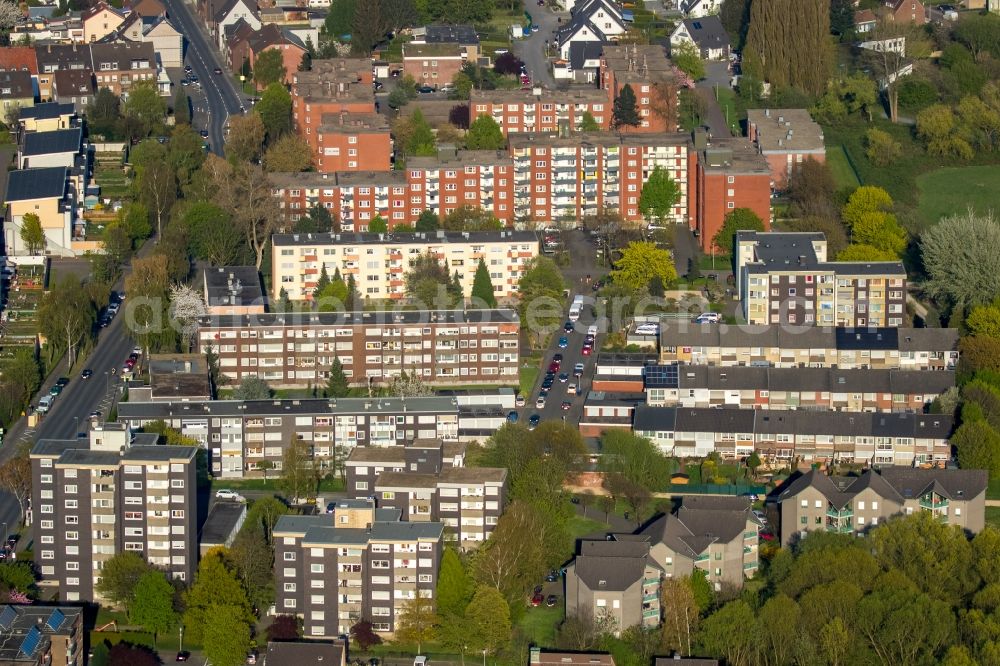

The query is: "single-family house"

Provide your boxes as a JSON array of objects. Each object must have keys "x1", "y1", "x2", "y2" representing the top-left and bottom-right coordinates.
[
  {"x1": 884, "y1": 0, "x2": 926, "y2": 24},
  {"x1": 0, "y1": 70, "x2": 35, "y2": 122},
  {"x1": 670, "y1": 16, "x2": 730, "y2": 61},
  {"x1": 245, "y1": 24, "x2": 306, "y2": 87},
  {"x1": 854, "y1": 9, "x2": 878, "y2": 32},
  {"x1": 115, "y1": 13, "x2": 184, "y2": 67},
  {"x1": 4, "y1": 167, "x2": 73, "y2": 256},
  {"x1": 557, "y1": 0, "x2": 626, "y2": 60},
  {"x1": 129, "y1": 0, "x2": 167, "y2": 17},
  {"x1": 18, "y1": 102, "x2": 76, "y2": 133},
  {"x1": 83, "y1": 2, "x2": 127, "y2": 43},
  {"x1": 679, "y1": 0, "x2": 722, "y2": 18},
  {"x1": 214, "y1": 0, "x2": 260, "y2": 52},
  {"x1": 19, "y1": 127, "x2": 83, "y2": 169},
  {"x1": 225, "y1": 18, "x2": 257, "y2": 73}
]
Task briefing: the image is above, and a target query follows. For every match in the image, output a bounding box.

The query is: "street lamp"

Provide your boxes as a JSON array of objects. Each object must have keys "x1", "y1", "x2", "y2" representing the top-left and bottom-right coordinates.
[
  {"x1": 179, "y1": 625, "x2": 183, "y2": 653},
  {"x1": 482, "y1": 649, "x2": 487, "y2": 666}
]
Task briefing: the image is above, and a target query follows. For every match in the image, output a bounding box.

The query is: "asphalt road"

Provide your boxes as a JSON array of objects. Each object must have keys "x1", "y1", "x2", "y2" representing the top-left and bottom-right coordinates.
[
  {"x1": 520, "y1": 230, "x2": 605, "y2": 429},
  {"x1": 162, "y1": 0, "x2": 246, "y2": 154},
  {"x1": 513, "y1": 0, "x2": 564, "y2": 87}
]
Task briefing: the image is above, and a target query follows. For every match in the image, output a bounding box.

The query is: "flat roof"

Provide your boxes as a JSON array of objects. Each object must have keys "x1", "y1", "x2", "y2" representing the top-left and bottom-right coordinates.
[
  {"x1": 739, "y1": 231, "x2": 905, "y2": 276},
  {"x1": 197, "y1": 308, "x2": 519, "y2": 328},
  {"x1": 118, "y1": 396, "x2": 465, "y2": 419},
  {"x1": 746, "y1": 108, "x2": 825, "y2": 153},
  {"x1": 203, "y1": 266, "x2": 264, "y2": 307},
  {"x1": 272, "y1": 229, "x2": 537, "y2": 246},
  {"x1": 200, "y1": 500, "x2": 246, "y2": 545}
]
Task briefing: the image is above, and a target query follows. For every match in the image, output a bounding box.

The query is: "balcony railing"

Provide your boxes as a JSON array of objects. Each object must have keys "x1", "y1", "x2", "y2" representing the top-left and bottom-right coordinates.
[
  {"x1": 919, "y1": 496, "x2": 949, "y2": 510},
  {"x1": 826, "y1": 507, "x2": 853, "y2": 518}
]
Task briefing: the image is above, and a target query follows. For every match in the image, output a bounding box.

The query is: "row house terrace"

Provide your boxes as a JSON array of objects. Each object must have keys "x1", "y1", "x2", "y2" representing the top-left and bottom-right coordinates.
[
  {"x1": 642, "y1": 364, "x2": 956, "y2": 413},
  {"x1": 115, "y1": 396, "x2": 469, "y2": 478},
  {"x1": 632, "y1": 406, "x2": 953, "y2": 465},
  {"x1": 269, "y1": 231, "x2": 538, "y2": 302},
  {"x1": 193, "y1": 309, "x2": 520, "y2": 388},
  {"x1": 658, "y1": 324, "x2": 960, "y2": 371},
  {"x1": 509, "y1": 131, "x2": 692, "y2": 225}
]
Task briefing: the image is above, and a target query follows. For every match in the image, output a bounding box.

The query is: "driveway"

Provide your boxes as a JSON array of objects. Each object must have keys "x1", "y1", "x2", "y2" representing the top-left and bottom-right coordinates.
[
  {"x1": 512, "y1": 1, "x2": 565, "y2": 87},
  {"x1": 694, "y1": 60, "x2": 734, "y2": 137}
]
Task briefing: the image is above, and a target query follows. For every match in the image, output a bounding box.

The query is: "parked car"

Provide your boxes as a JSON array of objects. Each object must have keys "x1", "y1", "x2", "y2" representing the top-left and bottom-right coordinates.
[
  {"x1": 581, "y1": 345, "x2": 592, "y2": 356},
  {"x1": 545, "y1": 570, "x2": 560, "y2": 582},
  {"x1": 574, "y1": 363, "x2": 585, "y2": 376},
  {"x1": 694, "y1": 312, "x2": 722, "y2": 324},
  {"x1": 81, "y1": 369, "x2": 92, "y2": 379},
  {"x1": 548, "y1": 361, "x2": 560, "y2": 373},
  {"x1": 535, "y1": 396, "x2": 546, "y2": 409},
  {"x1": 558, "y1": 336, "x2": 569, "y2": 348},
  {"x1": 176, "y1": 651, "x2": 191, "y2": 662},
  {"x1": 507, "y1": 411, "x2": 519, "y2": 423},
  {"x1": 215, "y1": 489, "x2": 240, "y2": 500},
  {"x1": 515, "y1": 395, "x2": 526, "y2": 407},
  {"x1": 558, "y1": 372, "x2": 568, "y2": 383},
  {"x1": 417, "y1": 85, "x2": 435, "y2": 93},
  {"x1": 530, "y1": 592, "x2": 543, "y2": 607},
  {"x1": 546, "y1": 594, "x2": 557, "y2": 607},
  {"x1": 552, "y1": 353, "x2": 563, "y2": 363},
  {"x1": 528, "y1": 414, "x2": 540, "y2": 429},
  {"x1": 563, "y1": 321, "x2": 574, "y2": 333},
  {"x1": 568, "y1": 382, "x2": 577, "y2": 394}
]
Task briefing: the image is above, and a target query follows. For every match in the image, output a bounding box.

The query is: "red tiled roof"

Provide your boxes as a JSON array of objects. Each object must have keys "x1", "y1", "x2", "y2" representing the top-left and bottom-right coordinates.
[{"x1": 0, "y1": 47, "x2": 38, "y2": 75}]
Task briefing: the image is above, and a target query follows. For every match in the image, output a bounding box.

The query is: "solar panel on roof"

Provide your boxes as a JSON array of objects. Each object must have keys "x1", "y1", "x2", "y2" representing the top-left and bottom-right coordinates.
[
  {"x1": 45, "y1": 609, "x2": 65, "y2": 631},
  {"x1": 0, "y1": 606, "x2": 17, "y2": 630},
  {"x1": 19, "y1": 626, "x2": 41, "y2": 657},
  {"x1": 643, "y1": 364, "x2": 679, "y2": 388}
]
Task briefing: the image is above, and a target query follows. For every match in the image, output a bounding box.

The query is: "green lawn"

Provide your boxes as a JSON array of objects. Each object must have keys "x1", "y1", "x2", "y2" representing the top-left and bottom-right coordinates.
[
  {"x1": 518, "y1": 605, "x2": 563, "y2": 646},
  {"x1": 987, "y1": 506, "x2": 1000, "y2": 530},
  {"x1": 566, "y1": 514, "x2": 607, "y2": 540},
  {"x1": 825, "y1": 144, "x2": 861, "y2": 191},
  {"x1": 519, "y1": 362, "x2": 539, "y2": 397},
  {"x1": 714, "y1": 87, "x2": 743, "y2": 137},
  {"x1": 988, "y1": 478, "x2": 1000, "y2": 501},
  {"x1": 916, "y1": 166, "x2": 1000, "y2": 228}
]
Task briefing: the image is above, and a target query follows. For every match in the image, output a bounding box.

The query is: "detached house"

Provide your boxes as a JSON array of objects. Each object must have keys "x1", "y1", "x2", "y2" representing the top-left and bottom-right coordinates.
[
  {"x1": 557, "y1": 0, "x2": 626, "y2": 60},
  {"x1": 82, "y1": 2, "x2": 127, "y2": 43},
  {"x1": 115, "y1": 13, "x2": 184, "y2": 67},
  {"x1": 214, "y1": 0, "x2": 260, "y2": 51},
  {"x1": 52, "y1": 70, "x2": 96, "y2": 112},
  {"x1": 884, "y1": 0, "x2": 926, "y2": 24},
  {"x1": 669, "y1": 16, "x2": 730, "y2": 61}
]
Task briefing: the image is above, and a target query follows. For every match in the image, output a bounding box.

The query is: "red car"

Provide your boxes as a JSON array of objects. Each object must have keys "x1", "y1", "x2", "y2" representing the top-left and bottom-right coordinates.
[
  {"x1": 581, "y1": 345, "x2": 592, "y2": 356},
  {"x1": 530, "y1": 592, "x2": 543, "y2": 607},
  {"x1": 548, "y1": 361, "x2": 560, "y2": 373},
  {"x1": 759, "y1": 531, "x2": 776, "y2": 542}
]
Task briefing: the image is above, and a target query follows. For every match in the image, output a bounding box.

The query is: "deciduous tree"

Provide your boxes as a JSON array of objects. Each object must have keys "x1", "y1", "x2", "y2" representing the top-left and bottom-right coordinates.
[
  {"x1": 394, "y1": 596, "x2": 439, "y2": 652},
  {"x1": 256, "y1": 82, "x2": 293, "y2": 140},
  {"x1": 203, "y1": 611, "x2": 252, "y2": 666},
  {"x1": 465, "y1": 114, "x2": 505, "y2": 150},
  {"x1": 349, "y1": 619, "x2": 382, "y2": 649},
  {"x1": 130, "y1": 570, "x2": 177, "y2": 637},
  {"x1": 225, "y1": 114, "x2": 267, "y2": 164},
  {"x1": 253, "y1": 49, "x2": 287, "y2": 88},
  {"x1": 0, "y1": 452, "x2": 31, "y2": 527},
  {"x1": 263, "y1": 133, "x2": 312, "y2": 172},
  {"x1": 865, "y1": 127, "x2": 902, "y2": 167},
  {"x1": 37, "y1": 277, "x2": 95, "y2": 368},
  {"x1": 18, "y1": 213, "x2": 44, "y2": 255},
  {"x1": 713, "y1": 207, "x2": 765, "y2": 254},
  {"x1": 465, "y1": 586, "x2": 512, "y2": 655},
  {"x1": 638, "y1": 166, "x2": 681, "y2": 222},
  {"x1": 611, "y1": 241, "x2": 677, "y2": 292},
  {"x1": 921, "y1": 209, "x2": 1000, "y2": 310},
  {"x1": 96, "y1": 552, "x2": 153, "y2": 612},
  {"x1": 671, "y1": 41, "x2": 705, "y2": 81}
]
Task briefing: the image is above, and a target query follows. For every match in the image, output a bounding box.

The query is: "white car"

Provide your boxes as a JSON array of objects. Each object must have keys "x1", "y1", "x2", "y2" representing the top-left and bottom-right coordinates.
[
  {"x1": 215, "y1": 489, "x2": 241, "y2": 500},
  {"x1": 515, "y1": 395, "x2": 526, "y2": 407},
  {"x1": 635, "y1": 324, "x2": 659, "y2": 335},
  {"x1": 694, "y1": 312, "x2": 722, "y2": 324},
  {"x1": 568, "y1": 382, "x2": 577, "y2": 394}
]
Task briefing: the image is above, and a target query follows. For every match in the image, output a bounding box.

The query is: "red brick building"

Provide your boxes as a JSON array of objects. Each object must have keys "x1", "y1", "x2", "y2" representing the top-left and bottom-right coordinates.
[
  {"x1": 600, "y1": 44, "x2": 682, "y2": 134},
  {"x1": 884, "y1": 0, "x2": 926, "y2": 24},
  {"x1": 314, "y1": 113, "x2": 392, "y2": 173},
  {"x1": 246, "y1": 24, "x2": 307, "y2": 88},
  {"x1": 746, "y1": 108, "x2": 826, "y2": 190},
  {"x1": 402, "y1": 42, "x2": 466, "y2": 89},
  {"x1": 693, "y1": 136, "x2": 772, "y2": 253},
  {"x1": 469, "y1": 87, "x2": 610, "y2": 136}
]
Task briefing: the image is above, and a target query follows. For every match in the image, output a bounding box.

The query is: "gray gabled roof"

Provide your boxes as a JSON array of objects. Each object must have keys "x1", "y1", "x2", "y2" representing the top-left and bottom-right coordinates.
[
  {"x1": 21, "y1": 127, "x2": 82, "y2": 156},
  {"x1": 569, "y1": 41, "x2": 604, "y2": 70},
  {"x1": 571, "y1": 538, "x2": 657, "y2": 591},
  {"x1": 681, "y1": 16, "x2": 730, "y2": 50},
  {"x1": 5, "y1": 167, "x2": 66, "y2": 201},
  {"x1": 777, "y1": 467, "x2": 987, "y2": 509}
]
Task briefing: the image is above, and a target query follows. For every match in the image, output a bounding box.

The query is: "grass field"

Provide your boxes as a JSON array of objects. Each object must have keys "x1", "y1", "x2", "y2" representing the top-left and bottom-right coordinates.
[
  {"x1": 826, "y1": 144, "x2": 861, "y2": 191},
  {"x1": 916, "y1": 165, "x2": 1000, "y2": 228},
  {"x1": 987, "y1": 506, "x2": 1000, "y2": 530},
  {"x1": 518, "y1": 605, "x2": 563, "y2": 646}
]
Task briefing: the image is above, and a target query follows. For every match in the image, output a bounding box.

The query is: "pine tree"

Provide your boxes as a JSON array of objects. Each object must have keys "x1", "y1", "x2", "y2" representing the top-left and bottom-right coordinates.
[
  {"x1": 314, "y1": 265, "x2": 330, "y2": 300},
  {"x1": 471, "y1": 258, "x2": 497, "y2": 308},
  {"x1": 346, "y1": 274, "x2": 358, "y2": 310},
  {"x1": 450, "y1": 271, "x2": 464, "y2": 306},
  {"x1": 612, "y1": 84, "x2": 640, "y2": 130},
  {"x1": 326, "y1": 358, "x2": 350, "y2": 398}
]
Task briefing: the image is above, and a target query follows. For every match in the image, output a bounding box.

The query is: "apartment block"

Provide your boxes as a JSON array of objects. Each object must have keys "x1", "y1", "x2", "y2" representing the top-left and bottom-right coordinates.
[
  {"x1": 692, "y1": 136, "x2": 772, "y2": 253},
  {"x1": 344, "y1": 444, "x2": 507, "y2": 547},
  {"x1": 745, "y1": 109, "x2": 825, "y2": 190},
  {"x1": 735, "y1": 231, "x2": 907, "y2": 327},
  {"x1": 564, "y1": 539, "x2": 662, "y2": 634},
  {"x1": 600, "y1": 44, "x2": 682, "y2": 133},
  {"x1": 402, "y1": 42, "x2": 467, "y2": 87},
  {"x1": 469, "y1": 87, "x2": 611, "y2": 135},
  {"x1": 270, "y1": 231, "x2": 537, "y2": 301},
  {"x1": 0, "y1": 605, "x2": 83, "y2": 666},
  {"x1": 509, "y1": 132, "x2": 692, "y2": 225},
  {"x1": 116, "y1": 395, "x2": 508, "y2": 478},
  {"x1": 271, "y1": 149, "x2": 517, "y2": 228},
  {"x1": 639, "y1": 496, "x2": 761, "y2": 589},
  {"x1": 633, "y1": 406, "x2": 952, "y2": 464},
  {"x1": 30, "y1": 425, "x2": 198, "y2": 601},
  {"x1": 311, "y1": 113, "x2": 392, "y2": 173},
  {"x1": 290, "y1": 59, "x2": 386, "y2": 173},
  {"x1": 273, "y1": 499, "x2": 443, "y2": 637},
  {"x1": 195, "y1": 309, "x2": 519, "y2": 388},
  {"x1": 88, "y1": 42, "x2": 157, "y2": 98},
  {"x1": 658, "y1": 324, "x2": 960, "y2": 371},
  {"x1": 775, "y1": 467, "x2": 986, "y2": 546},
  {"x1": 644, "y1": 364, "x2": 954, "y2": 412}
]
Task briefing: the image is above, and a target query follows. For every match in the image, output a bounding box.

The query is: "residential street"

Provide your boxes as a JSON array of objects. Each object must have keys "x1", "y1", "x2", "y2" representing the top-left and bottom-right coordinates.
[
  {"x1": 512, "y1": 1, "x2": 564, "y2": 87},
  {"x1": 163, "y1": 0, "x2": 247, "y2": 154},
  {"x1": 695, "y1": 60, "x2": 735, "y2": 137}
]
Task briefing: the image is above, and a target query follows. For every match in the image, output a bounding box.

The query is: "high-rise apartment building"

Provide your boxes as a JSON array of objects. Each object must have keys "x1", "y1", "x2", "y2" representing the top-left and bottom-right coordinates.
[{"x1": 30, "y1": 425, "x2": 198, "y2": 601}]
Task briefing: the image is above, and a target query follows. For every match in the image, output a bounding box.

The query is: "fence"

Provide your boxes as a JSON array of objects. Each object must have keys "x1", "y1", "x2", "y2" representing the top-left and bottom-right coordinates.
[{"x1": 664, "y1": 483, "x2": 767, "y2": 496}]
